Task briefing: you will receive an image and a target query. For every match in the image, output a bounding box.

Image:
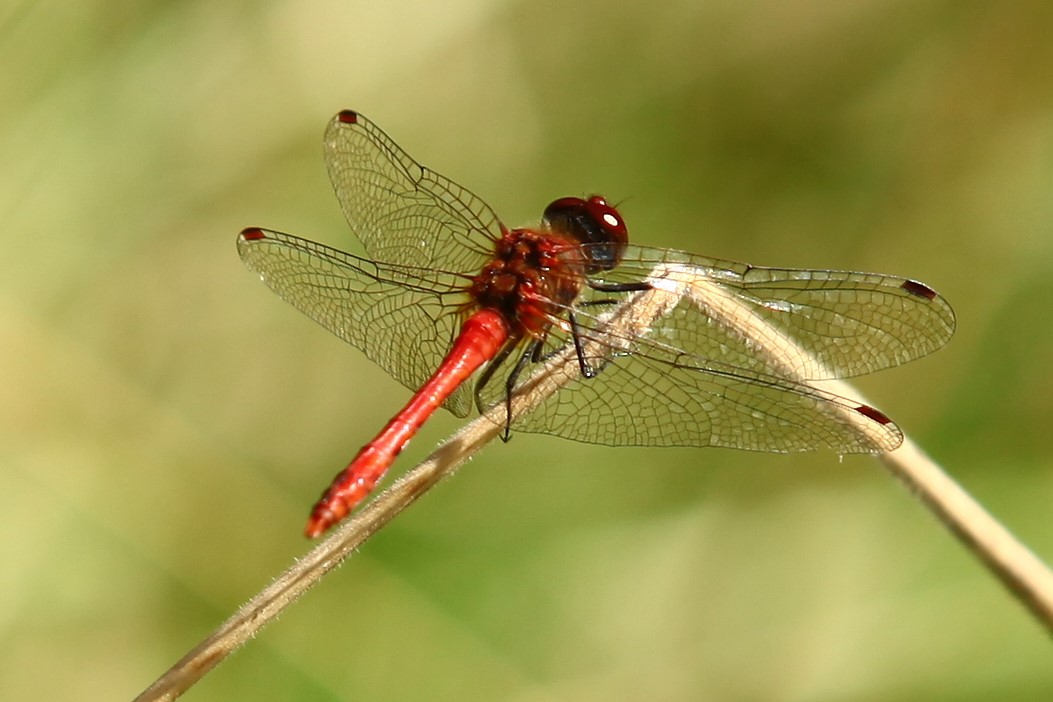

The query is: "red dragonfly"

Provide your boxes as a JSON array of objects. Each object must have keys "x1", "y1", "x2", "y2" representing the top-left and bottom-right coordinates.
[{"x1": 238, "y1": 110, "x2": 955, "y2": 538}]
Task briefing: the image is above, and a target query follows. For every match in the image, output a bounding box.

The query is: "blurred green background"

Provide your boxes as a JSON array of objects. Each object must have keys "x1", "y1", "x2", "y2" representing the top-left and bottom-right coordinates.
[{"x1": 3, "y1": 1, "x2": 1052, "y2": 700}]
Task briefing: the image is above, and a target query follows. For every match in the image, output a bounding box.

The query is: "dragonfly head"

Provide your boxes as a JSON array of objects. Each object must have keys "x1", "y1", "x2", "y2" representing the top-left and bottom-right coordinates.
[{"x1": 543, "y1": 195, "x2": 628, "y2": 273}]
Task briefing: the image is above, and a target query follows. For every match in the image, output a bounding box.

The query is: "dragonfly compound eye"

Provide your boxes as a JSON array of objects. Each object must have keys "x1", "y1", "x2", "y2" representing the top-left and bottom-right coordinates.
[{"x1": 543, "y1": 195, "x2": 629, "y2": 271}]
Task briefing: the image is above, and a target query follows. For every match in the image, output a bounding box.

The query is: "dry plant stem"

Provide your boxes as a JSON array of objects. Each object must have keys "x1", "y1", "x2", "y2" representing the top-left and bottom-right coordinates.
[
  {"x1": 135, "y1": 264, "x2": 1053, "y2": 701},
  {"x1": 878, "y1": 439, "x2": 1053, "y2": 631},
  {"x1": 132, "y1": 413, "x2": 502, "y2": 702},
  {"x1": 663, "y1": 264, "x2": 1053, "y2": 633}
]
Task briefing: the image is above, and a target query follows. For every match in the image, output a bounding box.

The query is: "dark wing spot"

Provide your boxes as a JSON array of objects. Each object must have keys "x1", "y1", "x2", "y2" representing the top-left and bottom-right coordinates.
[
  {"x1": 900, "y1": 279, "x2": 937, "y2": 300},
  {"x1": 855, "y1": 404, "x2": 892, "y2": 425}
]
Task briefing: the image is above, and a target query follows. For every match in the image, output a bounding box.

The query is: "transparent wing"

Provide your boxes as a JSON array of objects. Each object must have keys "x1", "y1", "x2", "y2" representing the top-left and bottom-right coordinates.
[
  {"x1": 323, "y1": 110, "x2": 503, "y2": 272},
  {"x1": 237, "y1": 227, "x2": 475, "y2": 416},
  {"x1": 494, "y1": 302, "x2": 900, "y2": 452},
  {"x1": 587, "y1": 245, "x2": 956, "y2": 380}
]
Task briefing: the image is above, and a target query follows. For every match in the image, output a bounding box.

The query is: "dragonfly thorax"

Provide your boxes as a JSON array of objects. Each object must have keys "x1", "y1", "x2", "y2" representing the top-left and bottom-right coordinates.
[{"x1": 468, "y1": 228, "x2": 588, "y2": 338}]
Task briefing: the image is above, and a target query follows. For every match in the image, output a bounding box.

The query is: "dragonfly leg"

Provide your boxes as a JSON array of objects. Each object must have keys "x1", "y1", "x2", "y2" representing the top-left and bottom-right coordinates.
[
  {"x1": 473, "y1": 337, "x2": 519, "y2": 415},
  {"x1": 569, "y1": 311, "x2": 599, "y2": 379},
  {"x1": 495, "y1": 338, "x2": 543, "y2": 442},
  {"x1": 587, "y1": 280, "x2": 652, "y2": 293}
]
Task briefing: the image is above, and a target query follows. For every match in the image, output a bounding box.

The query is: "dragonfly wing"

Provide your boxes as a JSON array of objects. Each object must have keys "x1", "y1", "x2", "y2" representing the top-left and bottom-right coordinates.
[
  {"x1": 324, "y1": 110, "x2": 503, "y2": 272},
  {"x1": 238, "y1": 228, "x2": 474, "y2": 417},
  {"x1": 483, "y1": 304, "x2": 902, "y2": 452},
  {"x1": 590, "y1": 245, "x2": 955, "y2": 381}
]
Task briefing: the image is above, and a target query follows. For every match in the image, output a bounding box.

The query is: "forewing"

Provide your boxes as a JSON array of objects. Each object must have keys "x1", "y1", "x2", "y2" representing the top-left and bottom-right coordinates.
[
  {"x1": 589, "y1": 245, "x2": 956, "y2": 381},
  {"x1": 324, "y1": 110, "x2": 503, "y2": 273}
]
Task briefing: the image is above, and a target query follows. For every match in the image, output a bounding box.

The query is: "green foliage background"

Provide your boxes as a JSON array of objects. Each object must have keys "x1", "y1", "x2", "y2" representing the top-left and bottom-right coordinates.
[{"x1": 2, "y1": 1, "x2": 1052, "y2": 700}]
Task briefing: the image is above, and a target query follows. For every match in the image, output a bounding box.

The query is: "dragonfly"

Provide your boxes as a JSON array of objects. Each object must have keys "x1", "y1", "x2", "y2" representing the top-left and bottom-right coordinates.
[{"x1": 238, "y1": 110, "x2": 956, "y2": 537}]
